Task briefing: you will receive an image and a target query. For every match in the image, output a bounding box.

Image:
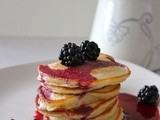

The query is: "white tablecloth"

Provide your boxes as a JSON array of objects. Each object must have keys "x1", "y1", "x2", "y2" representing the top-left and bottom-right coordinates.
[{"x1": 0, "y1": 38, "x2": 160, "y2": 75}]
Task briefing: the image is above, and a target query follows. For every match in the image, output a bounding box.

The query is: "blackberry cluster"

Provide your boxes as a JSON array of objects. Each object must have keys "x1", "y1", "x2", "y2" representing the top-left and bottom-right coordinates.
[
  {"x1": 138, "y1": 85, "x2": 159, "y2": 105},
  {"x1": 59, "y1": 43, "x2": 85, "y2": 67},
  {"x1": 80, "y1": 40, "x2": 100, "y2": 60},
  {"x1": 59, "y1": 40, "x2": 100, "y2": 67}
]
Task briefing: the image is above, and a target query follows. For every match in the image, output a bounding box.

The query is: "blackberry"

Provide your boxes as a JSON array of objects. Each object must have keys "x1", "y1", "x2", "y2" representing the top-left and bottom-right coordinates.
[
  {"x1": 80, "y1": 40, "x2": 100, "y2": 60},
  {"x1": 59, "y1": 42, "x2": 85, "y2": 67},
  {"x1": 138, "y1": 85, "x2": 159, "y2": 105}
]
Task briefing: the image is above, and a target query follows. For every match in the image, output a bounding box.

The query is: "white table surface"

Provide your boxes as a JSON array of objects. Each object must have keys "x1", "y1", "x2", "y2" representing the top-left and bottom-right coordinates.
[{"x1": 0, "y1": 38, "x2": 160, "y2": 76}]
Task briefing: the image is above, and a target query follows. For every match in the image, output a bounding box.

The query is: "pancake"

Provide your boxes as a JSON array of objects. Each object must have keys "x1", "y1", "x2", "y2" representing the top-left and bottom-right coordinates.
[
  {"x1": 41, "y1": 82, "x2": 119, "y2": 94},
  {"x1": 37, "y1": 85, "x2": 120, "y2": 111},
  {"x1": 36, "y1": 95, "x2": 120, "y2": 119},
  {"x1": 87, "y1": 97, "x2": 118, "y2": 118},
  {"x1": 39, "y1": 101, "x2": 123, "y2": 120},
  {"x1": 87, "y1": 100, "x2": 119, "y2": 120},
  {"x1": 38, "y1": 53, "x2": 131, "y2": 89}
]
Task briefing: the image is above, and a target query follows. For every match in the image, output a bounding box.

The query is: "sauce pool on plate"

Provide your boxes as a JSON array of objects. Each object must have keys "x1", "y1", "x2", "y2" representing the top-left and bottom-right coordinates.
[{"x1": 119, "y1": 93, "x2": 160, "y2": 120}]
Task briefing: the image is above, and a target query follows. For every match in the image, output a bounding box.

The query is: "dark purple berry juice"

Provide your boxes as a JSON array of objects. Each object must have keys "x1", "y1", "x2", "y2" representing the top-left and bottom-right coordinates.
[{"x1": 119, "y1": 93, "x2": 160, "y2": 120}]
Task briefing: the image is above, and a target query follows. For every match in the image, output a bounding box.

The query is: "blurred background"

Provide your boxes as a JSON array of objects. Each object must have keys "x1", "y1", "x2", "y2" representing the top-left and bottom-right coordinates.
[
  {"x1": 0, "y1": 0, "x2": 98, "y2": 68},
  {"x1": 0, "y1": 0, "x2": 97, "y2": 38},
  {"x1": 0, "y1": 0, "x2": 160, "y2": 73}
]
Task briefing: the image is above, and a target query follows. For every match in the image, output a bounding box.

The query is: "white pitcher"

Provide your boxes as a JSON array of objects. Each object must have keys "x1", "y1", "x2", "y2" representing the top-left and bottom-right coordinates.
[{"x1": 90, "y1": 0, "x2": 160, "y2": 70}]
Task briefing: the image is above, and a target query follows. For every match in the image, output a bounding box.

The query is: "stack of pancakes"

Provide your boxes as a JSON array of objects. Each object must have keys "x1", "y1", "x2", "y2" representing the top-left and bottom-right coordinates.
[{"x1": 35, "y1": 53, "x2": 131, "y2": 120}]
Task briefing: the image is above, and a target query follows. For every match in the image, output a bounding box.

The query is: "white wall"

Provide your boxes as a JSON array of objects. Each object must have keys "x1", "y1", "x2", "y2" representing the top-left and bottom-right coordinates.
[{"x1": 0, "y1": 0, "x2": 98, "y2": 38}]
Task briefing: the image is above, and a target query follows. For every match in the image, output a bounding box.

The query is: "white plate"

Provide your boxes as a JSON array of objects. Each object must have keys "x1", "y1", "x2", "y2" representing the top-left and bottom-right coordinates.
[{"x1": 0, "y1": 60, "x2": 160, "y2": 120}]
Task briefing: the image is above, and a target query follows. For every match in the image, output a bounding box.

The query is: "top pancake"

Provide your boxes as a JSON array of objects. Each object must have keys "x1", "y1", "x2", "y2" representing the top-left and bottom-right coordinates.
[{"x1": 38, "y1": 53, "x2": 131, "y2": 89}]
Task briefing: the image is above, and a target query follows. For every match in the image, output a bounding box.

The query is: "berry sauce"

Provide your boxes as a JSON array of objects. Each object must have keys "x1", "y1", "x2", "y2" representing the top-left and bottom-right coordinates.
[
  {"x1": 34, "y1": 110, "x2": 43, "y2": 120},
  {"x1": 66, "y1": 105, "x2": 93, "y2": 119},
  {"x1": 119, "y1": 93, "x2": 160, "y2": 120},
  {"x1": 41, "y1": 86, "x2": 52, "y2": 99},
  {"x1": 39, "y1": 60, "x2": 123, "y2": 87}
]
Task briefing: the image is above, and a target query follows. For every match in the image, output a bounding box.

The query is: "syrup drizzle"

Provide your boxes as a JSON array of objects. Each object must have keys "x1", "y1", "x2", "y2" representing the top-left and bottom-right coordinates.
[{"x1": 39, "y1": 60, "x2": 123, "y2": 87}]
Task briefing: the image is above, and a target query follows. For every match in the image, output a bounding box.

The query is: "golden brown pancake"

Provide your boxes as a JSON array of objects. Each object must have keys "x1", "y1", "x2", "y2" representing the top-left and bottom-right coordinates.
[
  {"x1": 39, "y1": 101, "x2": 123, "y2": 120},
  {"x1": 36, "y1": 95, "x2": 120, "y2": 120},
  {"x1": 41, "y1": 82, "x2": 119, "y2": 94},
  {"x1": 37, "y1": 85, "x2": 120, "y2": 111},
  {"x1": 38, "y1": 53, "x2": 131, "y2": 89}
]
